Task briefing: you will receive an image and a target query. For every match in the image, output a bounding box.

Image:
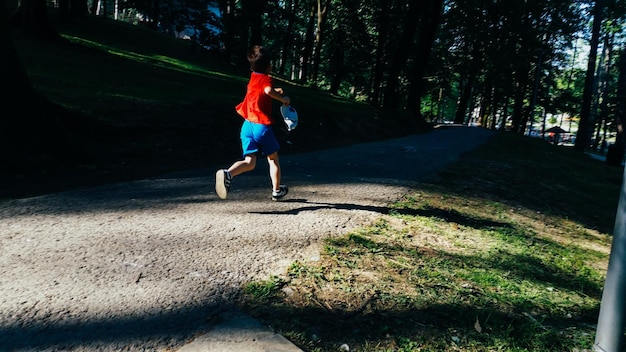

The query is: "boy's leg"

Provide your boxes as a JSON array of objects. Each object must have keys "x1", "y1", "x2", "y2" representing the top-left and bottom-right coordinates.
[
  {"x1": 267, "y1": 152, "x2": 288, "y2": 200},
  {"x1": 215, "y1": 120, "x2": 259, "y2": 199},
  {"x1": 266, "y1": 152, "x2": 280, "y2": 191},
  {"x1": 215, "y1": 155, "x2": 256, "y2": 200},
  {"x1": 228, "y1": 154, "x2": 257, "y2": 177}
]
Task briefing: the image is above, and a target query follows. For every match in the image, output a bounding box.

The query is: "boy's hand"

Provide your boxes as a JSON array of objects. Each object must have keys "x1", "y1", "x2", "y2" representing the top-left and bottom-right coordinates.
[{"x1": 265, "y1": 87, "x2": 290, "y2": 105}]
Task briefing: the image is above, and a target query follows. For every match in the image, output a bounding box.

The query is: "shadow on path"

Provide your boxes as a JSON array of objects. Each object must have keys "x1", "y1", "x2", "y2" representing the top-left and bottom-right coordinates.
[{"x1": 252, "y1": 198, "x2": 513, "y2": 232}]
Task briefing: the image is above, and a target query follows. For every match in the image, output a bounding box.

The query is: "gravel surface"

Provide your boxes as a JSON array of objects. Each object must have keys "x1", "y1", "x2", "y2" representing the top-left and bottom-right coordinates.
[{"x1": 0, "y1": 126, "x2": 494, "y2": 351}]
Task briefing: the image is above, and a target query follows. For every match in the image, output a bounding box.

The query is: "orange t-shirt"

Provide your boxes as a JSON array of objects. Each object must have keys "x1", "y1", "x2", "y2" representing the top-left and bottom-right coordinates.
[{"x1": 235, "y1": 72, "x2": 273, "y2": 125}]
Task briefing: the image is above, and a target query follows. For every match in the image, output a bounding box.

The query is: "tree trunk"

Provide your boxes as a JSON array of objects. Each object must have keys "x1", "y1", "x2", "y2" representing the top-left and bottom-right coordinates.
[
  {"x1": 510, "y1": 3, "x2": 534, "y2": 135},
  {"x1": 490, "y1": 87, "x2": 500, "y2": 130},
  {"x1": 278, "y1": 0, "x2": 296, "y2": 75},
  {"x1": 454, "y1": 74, "x2": 473, "y2": 124},
  {"x1": 57, "y1": 0, "x2": 87, "y2": 22},
  {"x1": 300, "y1": 2, "x2": 316, "y2": 83},
  {"x1": 500, "y1": 100, "x2": 509, "y2": 131},
  {"x1": 478, "y1": 89, "x2": 487, "y2": 128},
  {"x1": 406, "y1": 0, "x2": 443, "y2": 129},
  {"x1": 1, "y1": 2, "x2": 32, "y2": 102},
  {"x1": 575, "y1": 0, "x2": 603, "y2": 152},
  {"x1": 328, "y1": 36, "x2": 344, "y2": 95},
  {"x1": 217, "y1": 0, "x2": 238, "y2": 65},
  {"x1": 454, "y1": 40, "x2": 481, "y2": 124},
  {"x1": 3, "y1": 0, "x2": 95, "y2": 173},
  {"x1": 151, "y1": 0, "x2": 161, "y2": 30},
  {"x1": 89, "y1": 0, "x2": 97, "y2": 16},
  {"x1": 594, "y1": 32, "x2": 613, "y2": 152},
  {"x1": 370, "y1": 0, "x2": 388, "y2": 107},
  {"x1": 1, "y1": 0, "x2": 69, "y2": 169},
  {"x1": 58, "y1": 0, "x2": 70, "y2": 21},
  {"x1": 311, "y1": 0, "x2": 330, "y2": 84},
  {"x1": 241, "y1": 0, "x2": 266, "y2": 47},
  {"x1": 520, "y1": 104, "x2": 534, "y2": 134},
  {"x1": 606, "y1": 42, "x2": 626, "y2": 167},
  {"x1": 70, "y1": 0, "x2": 87, "y2": 18},
  {"x1": 480, "y1": 80, "x2": 493, "y2": 128},
  {"x1": 511, "y1": 62, "x2": 529, "y2": 134},
  {"x1": 10, "y1": 0, "x2": 59, "y2": 38},
  {"x1": 382, "y1": 1, "x2": 419, "y2": 109},
  {"x1": 526, "y1": 49, "x2": 544, "y2": 136}
]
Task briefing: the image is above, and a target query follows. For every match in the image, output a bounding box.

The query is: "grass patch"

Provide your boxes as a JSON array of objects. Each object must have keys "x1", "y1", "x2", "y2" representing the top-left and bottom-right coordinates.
[{"x1": 241, "y1": 132, "x2": 620, "y2": 351}]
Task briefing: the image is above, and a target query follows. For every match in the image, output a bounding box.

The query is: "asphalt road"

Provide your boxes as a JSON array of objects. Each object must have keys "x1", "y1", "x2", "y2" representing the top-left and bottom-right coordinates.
[{"x1": 0, "y1": 126, "x2": 495, "y2": 351}]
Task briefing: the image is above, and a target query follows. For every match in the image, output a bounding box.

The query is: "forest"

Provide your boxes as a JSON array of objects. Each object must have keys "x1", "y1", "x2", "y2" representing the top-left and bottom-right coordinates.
[
  {"x1": 3, "y1": 0, "x2": 626, "y2": 165},
  {"x1": 103, "y1": 1, "x2": 626, "y2": 159}
]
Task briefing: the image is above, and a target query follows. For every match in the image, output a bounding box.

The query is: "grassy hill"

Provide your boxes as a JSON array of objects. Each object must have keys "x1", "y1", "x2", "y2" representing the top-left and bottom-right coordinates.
[{"x1": 6, "y1": 15, "x2": 420, "y2": 198}]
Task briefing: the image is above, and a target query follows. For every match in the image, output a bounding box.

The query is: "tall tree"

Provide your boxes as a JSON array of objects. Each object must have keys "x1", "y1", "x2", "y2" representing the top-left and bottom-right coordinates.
[
  {"x1": 575, "y1": 0, "x2": 604, "y2": 151},
  {"x1": 406, "y1": 0, "x2": 443, "y2": 127},
  {"x1": 216, "y1": 0, "x2": 240, "y2": 65},
  {"x1": 58, "y1": 0, "x2": 87, "y2": 22},
  {"x1": 1, "y1": 0, "x2": 32, "y2": 107},
  {"x1": 300, "y1": 1, "x2": 316, "y2": 83},
  {"x1": 592, "y1": 31, "x2": 614, "y2": 151},
  {"x1": 606, "y1": 47, "x2": 626, "y2": 166},
  {"x1": 1, "y1": 0, "x2": 77, "y2": 169},
  {"x1": 370, "y1": 0, "x2": 389, "y2": 106},
  {"x1": 241, "y1": 0, "x2": 266, "y2": 47},
  {"x1": 311, "y1": 0, "x2": 330, "y2": 83},
  {"x1": 276, "y1": 0, "x2": 297, "y2": 75},
  {"x1": 382, "y1": 0, "x2": 419, "y2": 109},
  {"x1": 440, "y1": 1, "x2": 488, "y2": 125},
  {"x1": 10, "y1": 0, "x2": 59, "y2": 38},
  {"x1": 322, "y1": 0, "x2": 372, "y2": 96}
]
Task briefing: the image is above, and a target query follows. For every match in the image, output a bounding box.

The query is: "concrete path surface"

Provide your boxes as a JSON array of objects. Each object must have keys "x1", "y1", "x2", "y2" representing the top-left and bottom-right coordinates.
[
  {"x1": 177, "y1": 308, "x2": 303, "y2": 352},
  {"x1": 0, "y1": 126, "x2": 494, "y2": 351}
]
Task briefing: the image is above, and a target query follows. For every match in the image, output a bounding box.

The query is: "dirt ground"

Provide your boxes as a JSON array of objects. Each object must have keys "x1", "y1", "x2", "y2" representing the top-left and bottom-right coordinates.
[{"x1": 0, "y1": 126, "x2": 494, "y2": 351}]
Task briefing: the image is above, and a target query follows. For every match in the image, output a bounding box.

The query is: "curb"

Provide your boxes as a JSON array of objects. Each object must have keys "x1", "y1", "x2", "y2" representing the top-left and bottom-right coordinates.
[{"x1": 177, "y1": 309, "x2": 303, "y2": 352}]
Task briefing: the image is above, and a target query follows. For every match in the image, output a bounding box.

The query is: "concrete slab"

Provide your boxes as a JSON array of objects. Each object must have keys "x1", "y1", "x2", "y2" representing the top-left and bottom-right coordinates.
[{"x1": 178, "y1": 309, "x2": 303, "y2": 352}]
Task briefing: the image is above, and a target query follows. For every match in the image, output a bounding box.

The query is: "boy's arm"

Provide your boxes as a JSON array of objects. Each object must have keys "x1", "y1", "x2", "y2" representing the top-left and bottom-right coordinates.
[{"x1": 264, "y1": 86, "x2": 290, "y2": 105}]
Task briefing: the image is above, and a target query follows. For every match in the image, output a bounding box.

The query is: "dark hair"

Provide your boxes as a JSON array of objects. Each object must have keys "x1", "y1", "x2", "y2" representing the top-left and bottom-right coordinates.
[{"x1": 247, "y1": 45, "x2": 271, "y2": 72}]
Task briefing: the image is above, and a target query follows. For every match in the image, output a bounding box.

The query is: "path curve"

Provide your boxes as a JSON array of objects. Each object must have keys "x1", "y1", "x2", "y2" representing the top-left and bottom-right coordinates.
[{"x1": 0, "y1": 126, "x2": 494, "y2": 351}]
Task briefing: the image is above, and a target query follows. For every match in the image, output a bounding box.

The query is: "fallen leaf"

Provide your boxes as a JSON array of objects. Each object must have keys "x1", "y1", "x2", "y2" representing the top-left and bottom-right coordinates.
[{"x1": 474, "y1": 317, "x2": 482, "y2": 333}]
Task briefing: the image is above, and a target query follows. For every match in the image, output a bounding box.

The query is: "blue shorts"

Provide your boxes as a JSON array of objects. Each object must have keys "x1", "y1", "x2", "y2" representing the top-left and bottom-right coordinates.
[{"x1": 240, "y1": 120, "x2": 280, "y2": 157}]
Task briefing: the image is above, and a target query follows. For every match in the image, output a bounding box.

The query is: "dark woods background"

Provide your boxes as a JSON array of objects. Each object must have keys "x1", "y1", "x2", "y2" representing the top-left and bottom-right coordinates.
[{"x1": 2, "y1": 0, "x2": 626, "y2": 169}]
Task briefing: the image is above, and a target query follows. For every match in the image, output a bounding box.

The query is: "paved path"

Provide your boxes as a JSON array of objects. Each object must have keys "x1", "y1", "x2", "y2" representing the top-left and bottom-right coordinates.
[{"x1": 0, "y1": 126, "x2": 494, "y2": 351}]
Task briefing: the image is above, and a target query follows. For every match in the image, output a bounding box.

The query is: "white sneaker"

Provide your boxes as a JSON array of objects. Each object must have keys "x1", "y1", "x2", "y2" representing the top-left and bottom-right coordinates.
[
  {"x1": 215, "y1": 169, "x2": 232, "y2": 199},
  {"x1": 271, "y1": 185, "x2": 289, "y2": 201}
]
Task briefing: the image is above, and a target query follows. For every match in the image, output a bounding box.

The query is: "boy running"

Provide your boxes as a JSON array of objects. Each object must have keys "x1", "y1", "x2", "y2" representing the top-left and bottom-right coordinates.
[{"x1": 215, "y1": 45, "x2": 290, "y2": 201}]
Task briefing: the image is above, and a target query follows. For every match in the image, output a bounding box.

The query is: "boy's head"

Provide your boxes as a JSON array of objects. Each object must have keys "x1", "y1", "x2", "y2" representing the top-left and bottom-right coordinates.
[{"x1": 247, "y1": 45, "x2": 271, "y2": 73}]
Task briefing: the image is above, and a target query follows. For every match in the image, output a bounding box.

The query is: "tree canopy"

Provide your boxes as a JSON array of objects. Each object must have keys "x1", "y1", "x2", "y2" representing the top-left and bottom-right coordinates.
[{"x1": 5, "y1": 0, "x2": 626, "y2": 160}]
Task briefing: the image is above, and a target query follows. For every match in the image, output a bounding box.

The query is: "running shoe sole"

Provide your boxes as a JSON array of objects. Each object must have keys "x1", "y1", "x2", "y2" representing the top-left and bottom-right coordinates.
[{"x1": 215, "y1": 170, "x2": 229, "y2": 199}]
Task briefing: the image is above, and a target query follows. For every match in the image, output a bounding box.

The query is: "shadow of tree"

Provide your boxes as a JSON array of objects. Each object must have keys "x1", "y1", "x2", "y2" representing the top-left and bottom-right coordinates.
[
  {"x1": 252, "y1": 199, "x2": 515, "y2": 232},
  {"x1": 334, "y1": 219, "x2": 603, "y2": 298},
  {"x1": 0, "y1": 302, "x2": 235, "y2": 351},
  {"x1": 243, "y1": 199, "x2": 604, "y2": 351},
  {"x1": 0, "y1": 129, "x2": 615, "y2": 351},
  {"x1": 243, "y1": 293, "x2": 598, "y2": 351}
]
